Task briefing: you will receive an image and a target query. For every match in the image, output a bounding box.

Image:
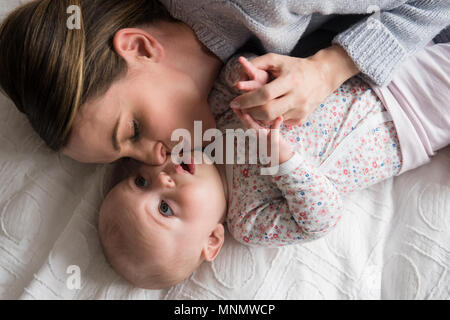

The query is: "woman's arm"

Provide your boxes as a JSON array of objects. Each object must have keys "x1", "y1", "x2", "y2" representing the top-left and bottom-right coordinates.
[
  {"x1": 230, "y1": 0, "x2": 450, "y2": 125},
  {"x1": 334, "y1": 0, "x2": 450, "y2": 86}
]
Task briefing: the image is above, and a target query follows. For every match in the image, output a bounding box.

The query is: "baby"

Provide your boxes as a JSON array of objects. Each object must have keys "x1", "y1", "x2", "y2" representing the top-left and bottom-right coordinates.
[
  {"x1": 99, "y1": 149, "x2": 228, "y2": 289},
  {"x1": 98, "y1": 43, "x2": 450, "y2": 289}
]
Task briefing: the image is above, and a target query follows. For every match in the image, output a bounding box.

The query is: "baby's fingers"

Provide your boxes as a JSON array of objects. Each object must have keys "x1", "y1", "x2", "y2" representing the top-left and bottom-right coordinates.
[
  {"x1": 238, "y1": 56, "x2": 259, "y2": 80},
  {"x1": 242, "y1": 113, "x2": 262, "y2": 131},
  {"x1": 270, "y1": 116, "x2": 283, "y2": 130},
  {"x1": 237, "y1": 56, "x2": 269, "y2": 90}
]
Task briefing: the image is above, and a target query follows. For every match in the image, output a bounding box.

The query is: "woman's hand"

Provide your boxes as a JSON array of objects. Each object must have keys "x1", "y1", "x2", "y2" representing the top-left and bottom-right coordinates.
[
  {"x1": 230, "y1": 45, "x2": 359, "y2": 126},
  {"x1": 234, "y1": 56, "x2": 270, "y2": 91}
]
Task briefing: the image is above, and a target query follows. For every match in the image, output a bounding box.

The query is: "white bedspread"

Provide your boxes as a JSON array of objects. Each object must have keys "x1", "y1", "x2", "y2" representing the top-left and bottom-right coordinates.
[{"x1": 1, "y1": 0, "x2": 449, "y2": 300}]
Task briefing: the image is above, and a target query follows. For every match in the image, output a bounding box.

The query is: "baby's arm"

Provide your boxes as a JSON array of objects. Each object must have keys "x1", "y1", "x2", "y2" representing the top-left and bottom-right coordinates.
[
  {"x1": 228, "y1": 152, "x2": 343, "y2": 246},
  {"x1": 229, "y1": 58, "x2": 343, "y2": 246}
]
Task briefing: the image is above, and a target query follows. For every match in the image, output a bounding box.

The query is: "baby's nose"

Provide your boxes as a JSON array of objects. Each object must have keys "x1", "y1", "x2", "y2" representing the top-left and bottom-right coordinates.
[{"x1": 157, "y1": 171, "x2": 175, "y2": 188}]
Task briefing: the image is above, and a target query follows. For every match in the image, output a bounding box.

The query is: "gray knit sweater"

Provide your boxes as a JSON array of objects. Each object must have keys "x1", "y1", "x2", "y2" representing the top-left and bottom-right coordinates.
[{"x1": 160, "y1": 0, "x2": 450, "y2": 85}]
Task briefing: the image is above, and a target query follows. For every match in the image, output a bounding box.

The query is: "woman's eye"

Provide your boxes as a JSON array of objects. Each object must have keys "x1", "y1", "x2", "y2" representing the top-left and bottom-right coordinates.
[
  {"x1": 131, "y1": 119, "x2": 141, "y2": 142},
  {"x1": 159, "y1": 200, "x2": 174, "y2": 216},
  {"x1": 135, "y1": 176, "x2": 148, "y2": 188}
]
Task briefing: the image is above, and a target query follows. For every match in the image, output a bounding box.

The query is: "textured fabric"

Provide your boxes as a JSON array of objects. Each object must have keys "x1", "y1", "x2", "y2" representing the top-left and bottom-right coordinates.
[
  {"x1": 266, "y1": 152, "x2": 303, "y2": 176},
  {"x1": 160, "y1": 0, "x2": 450, "y2": 85},
  {"x1": 210, "y1": 57, "x2": 402, "y2": 246},
  {"x1": 372, "y1": 42, "x2": 450, "y2": 174}
]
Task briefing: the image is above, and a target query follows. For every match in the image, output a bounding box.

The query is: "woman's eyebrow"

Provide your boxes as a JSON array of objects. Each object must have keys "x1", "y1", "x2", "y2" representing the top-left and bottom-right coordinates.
[{"x1": 112, "y1": 118, "x2": 121, "y2": 152}]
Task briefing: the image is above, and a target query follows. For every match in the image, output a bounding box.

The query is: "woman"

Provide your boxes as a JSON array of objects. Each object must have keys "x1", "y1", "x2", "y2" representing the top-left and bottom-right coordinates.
[{"x1": 0, "y1": 0, "x2": 448, "y2": 165}]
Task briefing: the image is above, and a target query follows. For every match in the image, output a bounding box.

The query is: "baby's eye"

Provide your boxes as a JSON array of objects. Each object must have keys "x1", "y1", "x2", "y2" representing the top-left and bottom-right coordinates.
[
  {"x1": 135, "y1": 176, "x2": 148, "y2": 188},
  {"x1": 159, "y1": 200, "x2": 174, "y2": 216}
]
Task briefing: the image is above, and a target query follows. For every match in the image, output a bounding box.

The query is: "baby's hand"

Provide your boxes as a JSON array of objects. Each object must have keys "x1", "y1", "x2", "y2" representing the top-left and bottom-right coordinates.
[
  {"x1": 233, "y1": 110, "x2": 293, "y2": 166},
  {"x1": 235, "y1": 56, "x2": 270, "y2": 92}
]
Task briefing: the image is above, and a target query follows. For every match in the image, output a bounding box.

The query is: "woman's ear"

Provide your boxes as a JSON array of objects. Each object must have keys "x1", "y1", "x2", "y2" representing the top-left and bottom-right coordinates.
[
  {"x1": 113, "y1": 28, "x2": 165, "y2": 64},
  {"x1": 201, "y1": 223, "x2": 225, "y2": 262}
]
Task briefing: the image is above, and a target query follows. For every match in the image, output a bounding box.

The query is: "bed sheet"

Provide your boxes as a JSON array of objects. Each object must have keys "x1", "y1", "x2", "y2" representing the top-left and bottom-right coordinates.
[
  {"x1": 1, "y1": 90, "x2": 449, "y2": 300},
  {"x1": 1, "y1": 0, "x2": 449, "y2": 300}
]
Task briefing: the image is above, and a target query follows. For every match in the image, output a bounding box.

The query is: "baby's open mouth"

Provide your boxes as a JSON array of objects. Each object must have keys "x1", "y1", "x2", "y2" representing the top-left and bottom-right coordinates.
[{"x1": 177, "y1": 161, "x2": 195, "y2": 175}]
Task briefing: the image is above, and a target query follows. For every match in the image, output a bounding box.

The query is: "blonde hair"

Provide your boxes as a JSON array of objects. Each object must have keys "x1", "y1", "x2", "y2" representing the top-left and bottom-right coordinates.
[{"x1": 0, "y1": 0, "x2": 175, "y2": 150}]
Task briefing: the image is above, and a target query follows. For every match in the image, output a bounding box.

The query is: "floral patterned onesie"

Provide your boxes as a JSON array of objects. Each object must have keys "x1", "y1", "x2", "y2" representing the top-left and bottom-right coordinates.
[{"x1": 208, "y1": 55, "x2": 402, "y2": 247}]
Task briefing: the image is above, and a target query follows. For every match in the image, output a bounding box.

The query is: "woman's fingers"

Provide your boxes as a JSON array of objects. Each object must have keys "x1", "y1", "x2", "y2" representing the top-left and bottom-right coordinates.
[
  {"x1": 247, "y1": 53, "x2": 283, "y2": 73},
  {"x1": 244, "y1": 94, "x2": 293, "y2": 122},
  {"x1": 233, "y1": 51, "x2": 344, "y2": 131},
  {"x1": 236, "y1": 80, "x2": 264, "y2": 91},
  {"x1": 231, "y1": 76, "x2": 290, "y2": 110},
  {"x1": 234, "y1": 90, "x2": 309, "y2": 125}
]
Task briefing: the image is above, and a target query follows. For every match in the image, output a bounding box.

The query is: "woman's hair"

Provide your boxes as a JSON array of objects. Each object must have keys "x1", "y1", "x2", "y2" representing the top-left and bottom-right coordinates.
[{"x1": 0, "y1": 0, "x2": 175, "y2": 150}]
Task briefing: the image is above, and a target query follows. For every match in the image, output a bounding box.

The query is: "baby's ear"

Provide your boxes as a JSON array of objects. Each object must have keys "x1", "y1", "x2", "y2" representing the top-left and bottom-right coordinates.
[{"x1": 202, "y1": 223, "x2": 225, "y2": 262}]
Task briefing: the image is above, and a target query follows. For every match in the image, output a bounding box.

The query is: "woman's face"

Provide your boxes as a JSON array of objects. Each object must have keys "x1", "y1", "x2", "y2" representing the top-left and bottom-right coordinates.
[
  {"x1": 63, "y1": 53, "x2": 216, "y2": 166},
  {"x1": 62, "y1": 26, "x2": 219, "y2": 165}
]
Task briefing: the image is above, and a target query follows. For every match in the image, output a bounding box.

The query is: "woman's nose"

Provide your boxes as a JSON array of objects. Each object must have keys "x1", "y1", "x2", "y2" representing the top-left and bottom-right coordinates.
[
  {"x1": 139, "y1": 142, "x2": 167, "y2": 165},
  {"x1": 157, "y1": 171, "x2": 175, "y2": 188}
]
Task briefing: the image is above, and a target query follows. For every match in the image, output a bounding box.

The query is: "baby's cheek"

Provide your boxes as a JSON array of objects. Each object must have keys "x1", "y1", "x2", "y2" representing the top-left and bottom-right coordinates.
[
  {"x1": 178, "y1": 183, "x2": 206, "y2": 213},
  {"x1": 184, "y1": 182, "x2": 224, "y2": 217}
]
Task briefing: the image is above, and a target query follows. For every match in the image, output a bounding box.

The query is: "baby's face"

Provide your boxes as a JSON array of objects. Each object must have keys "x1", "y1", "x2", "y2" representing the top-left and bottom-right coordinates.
[{"x1": 101, "y1": 151, "x2": 227, "y2": 266}]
